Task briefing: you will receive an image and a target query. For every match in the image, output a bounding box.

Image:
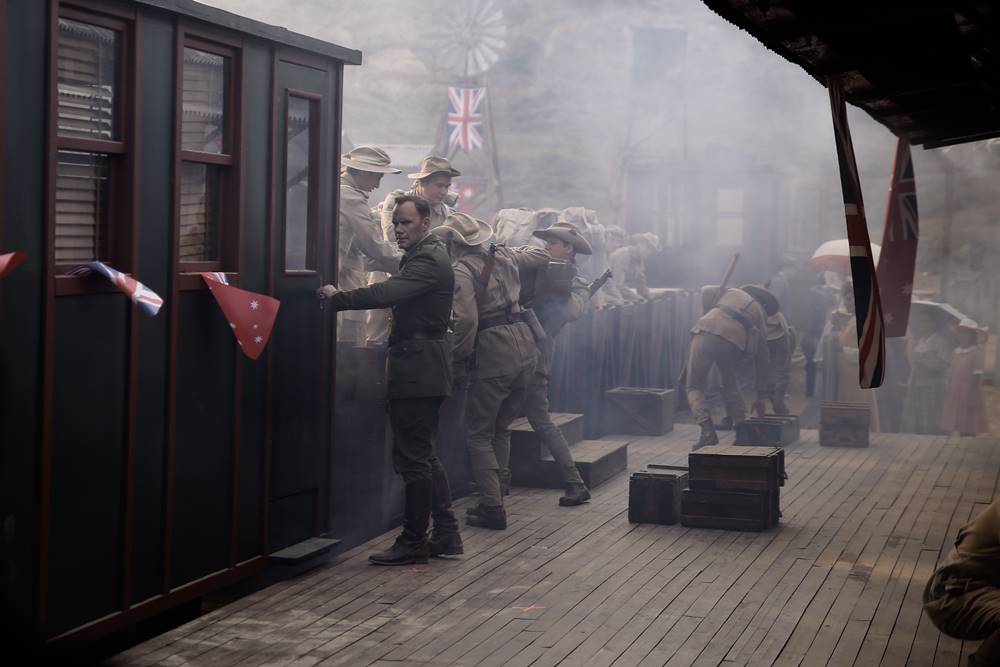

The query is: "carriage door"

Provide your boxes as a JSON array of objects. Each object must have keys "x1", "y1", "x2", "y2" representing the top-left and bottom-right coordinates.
[{"x1": 269, "y1": 52, "x2": 336, "y2": 553}]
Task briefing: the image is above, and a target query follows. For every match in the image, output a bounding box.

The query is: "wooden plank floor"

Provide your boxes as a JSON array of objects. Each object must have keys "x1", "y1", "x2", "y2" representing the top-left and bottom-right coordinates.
[{"x1": 110, "y1": 425, "x2": 1000, "y2": 666}]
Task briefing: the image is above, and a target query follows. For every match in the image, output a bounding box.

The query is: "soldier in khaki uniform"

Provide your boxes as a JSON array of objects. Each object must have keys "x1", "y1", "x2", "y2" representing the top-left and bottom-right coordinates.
[
  {"x1": 337, "y1": 147, "x2": 403, "y2": 342},
  {"x1": 924, "y1": 498, "x2": 1000, "y2": 665},
  {"x1": 318, "y1": 195, "x2": 462, "y2": 565},
  {"x1": 432, "y1": 213, "x2": 549, "y2": 530},
  {"x1": 512, "y1": 222, "x2": 594, "y2": 506},
  {"x1": 766, "y1": 309, "x2": 795, "y2": 415},
  {"x1": 686, "y1": 284, "x2": 775, "y2": 449},
  {"x1": 610, "y1": 232, "x2": 661, "y2": 301},
  {"x1": 366, "y1": 156, "x2": 461, "y2": 344}
]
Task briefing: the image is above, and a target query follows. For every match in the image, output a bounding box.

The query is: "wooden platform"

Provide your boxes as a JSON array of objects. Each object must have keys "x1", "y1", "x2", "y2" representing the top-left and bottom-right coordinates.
[{"x1": 110, "y1": 425, "x2": 1000, "y2": 666}]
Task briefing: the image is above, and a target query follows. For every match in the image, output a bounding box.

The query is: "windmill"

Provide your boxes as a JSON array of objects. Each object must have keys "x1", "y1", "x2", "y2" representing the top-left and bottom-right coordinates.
[{"x1": 428, "y1": 0, "x2": 507, "y2": 214}]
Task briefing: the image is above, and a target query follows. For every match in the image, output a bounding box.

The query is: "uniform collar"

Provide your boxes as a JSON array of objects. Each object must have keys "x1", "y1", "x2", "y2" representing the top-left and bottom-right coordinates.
[{"x1": 342, "y1": 171, "x2": 371, "y2": 199}]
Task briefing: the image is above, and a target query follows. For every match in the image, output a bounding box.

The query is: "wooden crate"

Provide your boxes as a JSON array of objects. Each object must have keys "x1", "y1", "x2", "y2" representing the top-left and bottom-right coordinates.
[
  {"x1": 688, "y1": 446, "x2": 786, "y2": 492},
  {"x1": 511, "y1": 439, "x2": 628, "y2": 490},
  {"x1": 628, "y1": 464, "x2": 688, "y2": 525},
  {"x1": 734, "y1": 415, "x2": 800, "y2": 447},
  {"x1": 820, "y1": 402, "x2": 870, "y2": 448},
  {"x1": 680, "y1": 487, "x2": 780, "y2": 531},
  {"x1": 509, "y1": 412, "x2": 584, "y2": 464},
  {"x1": 604, "y1": 387, "x2": 675, "y2": 435}
]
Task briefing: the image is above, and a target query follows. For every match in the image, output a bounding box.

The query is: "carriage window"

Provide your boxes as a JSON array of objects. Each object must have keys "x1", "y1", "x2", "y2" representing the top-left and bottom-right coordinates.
[
  {"x1": 284, "y1": 93, "x2": 317, "y2": 272},
  {"x1": 181, "y1": 48, "x2": 227, "y2": 154},
  {"x1": 178, "y1": 39, "x2": 236, "y2": 268},
  {"x1": 53, "y1": 11, "x2": 128, "y2": 268},
  {"x1": 57, "y1": 18, "x2": 119, "y2": 141}
]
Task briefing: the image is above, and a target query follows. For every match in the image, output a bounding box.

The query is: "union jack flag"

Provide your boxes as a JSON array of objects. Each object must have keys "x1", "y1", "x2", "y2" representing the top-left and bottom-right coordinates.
[
  {"x1": 878, "y1": 138, "x2": 920, "y2": 338},
  {"x1": 885, "y1": 142, "x2": 918, "y2": 242},
  {"x1": 68, "y1": 261, "x2": 164, "y2": 317},
  {"x1": 447, "y1": 87, "x2": 485, "y2": 151},
  {"x1": 828, "y1": 80, "x2": 885, "y2": 389},
  {"x1": 0, "y1": 251, "x2": 26, "y2": 278}
]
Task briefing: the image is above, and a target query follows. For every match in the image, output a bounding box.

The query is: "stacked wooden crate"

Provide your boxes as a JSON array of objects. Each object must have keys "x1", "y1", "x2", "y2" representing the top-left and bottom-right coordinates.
[
  {"x1": 680, "y1": 446, "x2": 785, "y2": 531},
  {"x1": 509, "y1": 413, "x2": 629, "y2": 489}
]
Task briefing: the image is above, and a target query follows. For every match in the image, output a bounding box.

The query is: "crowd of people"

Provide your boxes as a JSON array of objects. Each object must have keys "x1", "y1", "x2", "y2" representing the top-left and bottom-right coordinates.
[
  {"x1": 320, "y1": 144, "x2": 993, "y2": 571},
  {"x1": 321, "y1": 146, "x2": 663, "y2": 567},
  {"x1": 779, "y1": 267, "x2": 992, "y2": 438}
]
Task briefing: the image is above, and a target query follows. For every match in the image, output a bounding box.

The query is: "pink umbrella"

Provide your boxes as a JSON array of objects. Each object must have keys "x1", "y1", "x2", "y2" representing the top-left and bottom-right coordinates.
[{"x1": 805, "y1": 239, "x2": 881, "y2": 273}]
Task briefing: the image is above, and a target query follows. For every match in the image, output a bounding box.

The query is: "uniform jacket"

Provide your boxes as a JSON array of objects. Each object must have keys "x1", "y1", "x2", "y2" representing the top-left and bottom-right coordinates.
[
  {"x1": 520, "y1": 259, "x2": 591, "y2": 372},
  {"x1": 610, "y1": 245, "x2": 649, "y2": 300},
  {"x1": 452, "y1": 245, "x2": 548, "y2": 379},
  {"x1": 692, "y1": 288, "x2": 770, "y2": 395},
  {"x1": 329, "y1": 234, "x2": 454, "y2": 399},
  {"x1": 338, "y1": 172, "x2": 403, "y2": 330}
]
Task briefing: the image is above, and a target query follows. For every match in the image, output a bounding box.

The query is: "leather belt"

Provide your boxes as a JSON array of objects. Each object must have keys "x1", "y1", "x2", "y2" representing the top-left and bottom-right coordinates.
[
  {"x1": 478, "y1": 310, "x2": 523, "y2": 332},
  {"x1": 719, "y1": 304, "x2": 752, "y2": 331},
  {"x1": 389, "y1": 330, "x2": 444, "y2": 345}
]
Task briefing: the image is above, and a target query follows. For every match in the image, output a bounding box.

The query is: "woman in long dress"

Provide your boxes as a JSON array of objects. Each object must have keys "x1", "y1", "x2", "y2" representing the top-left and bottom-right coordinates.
[
  {"x1": 940, "y1": 319, "x2": 990, "y2": 436},
  {"x1": 901, "y1": 316, "x2": 955, "y2": 435}
]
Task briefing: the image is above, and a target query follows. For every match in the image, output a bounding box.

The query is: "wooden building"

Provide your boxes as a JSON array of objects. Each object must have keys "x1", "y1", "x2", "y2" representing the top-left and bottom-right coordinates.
[{"x1": 0, "y1": 0, "x2": 361, "y2": 645}]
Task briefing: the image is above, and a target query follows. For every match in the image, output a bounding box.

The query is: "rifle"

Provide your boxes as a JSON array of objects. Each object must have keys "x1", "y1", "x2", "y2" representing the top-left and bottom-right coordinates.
[
  {"x1": 676, "y1": 253, "x2": 741, "y2": 393},
  {"x1": 588, "y1": 268, "x2": 613, "y2": 298}
]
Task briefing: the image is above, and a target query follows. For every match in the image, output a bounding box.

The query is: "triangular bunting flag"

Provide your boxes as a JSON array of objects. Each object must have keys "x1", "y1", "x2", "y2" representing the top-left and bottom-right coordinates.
[
  {"x1": 0, "y1": 252, "x2": 27, "y2": 278},
  {"x1": 200, "y1": 273, "x2": 280, "y2": 361}
]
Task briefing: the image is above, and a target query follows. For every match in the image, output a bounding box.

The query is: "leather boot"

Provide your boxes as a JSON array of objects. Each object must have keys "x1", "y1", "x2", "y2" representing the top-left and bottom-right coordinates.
[
  {"x1": 693, "y1": 420, "x2": 719, "y2": 450},
  {"x1": 559, "y1": 482, "x2": 591, "y2": 507},
  {"x1": 717, "y1": 416, "x2": 734, "y2": 431},
  {"x1": 466, "y1": 504, "x2": 507, "y2": 530},
  {"x1": 369, "y1": 479, "x2": 432, "y2": 566},
  {"x1": 428, "y1": 463, "x2": 463, "y2": 557}
]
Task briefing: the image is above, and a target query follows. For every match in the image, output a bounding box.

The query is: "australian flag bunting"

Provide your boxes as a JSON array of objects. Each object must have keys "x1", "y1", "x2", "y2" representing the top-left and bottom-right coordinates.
[
  {"x1": 827, "y1": 79, "x2": 886, "y2": 389},
  {"x1": 200, "y1": 272, "x2": 280, "y2": 361}
]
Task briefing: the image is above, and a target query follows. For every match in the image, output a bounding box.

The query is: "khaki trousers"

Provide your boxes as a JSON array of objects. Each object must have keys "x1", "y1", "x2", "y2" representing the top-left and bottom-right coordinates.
[
  {"x1": 924, "y1": 566, "x2": 1000, "y2": 640},
  {"x1": 466, "y1": 366, "x2": 533, "y2": 507},
  {"x1": 767, "y1": 336, "x2": 791, "y2": 412},
  {"x1": 493, "y1": 352, "x2": 584, "y2": 486},
  {"x1": 686, "y1": 332, "x2": 746, "y2": 425}
]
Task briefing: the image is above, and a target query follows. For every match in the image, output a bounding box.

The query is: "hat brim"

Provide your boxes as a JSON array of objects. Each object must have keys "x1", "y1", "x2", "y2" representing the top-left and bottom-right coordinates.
[
  {"x1": 532, "y1": 228, "x2": 593, "y2": 255},
  {"x1": 435, "y1": 219, "x2": 493, "y2": 246},
  {"x1": 740, "y1": 284, "x2": 780, "y2": 316},
  {"x1": 407, "y1": 167, "x2": 461, "y2": 179},
  {"x1": 342, "y1": 157, "x2": 401, "y2": 174}
]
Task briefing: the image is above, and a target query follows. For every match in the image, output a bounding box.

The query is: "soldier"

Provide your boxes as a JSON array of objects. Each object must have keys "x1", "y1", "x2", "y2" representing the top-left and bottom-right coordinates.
[
  {"x1": 514, "y1": 221, "x2": 595, "y2": 506},
  {"x1": 766, "y1": 307, "x2": 795, "y2": 415},
  {"x1": 686, "y1": 284, "x2": 775, "y2": 449},
  {"x1": 337, "y1": 146, "x2": 403, "y2": 342},
  {"x1": 610, "y1": 232, "x2": 661, "y2": 301},
  {"x1": 317, "y1": 195, "x2": 462, "y2": 565},
  {"x1": 367, "y1": 156, "x2": 462, "y2": 344},
  {"x1": 432, "y1": 213, "x2": 549, "y2": 530},
  {"x1": 924, "y1": 498, "x2": 1000, "y2": 665}
]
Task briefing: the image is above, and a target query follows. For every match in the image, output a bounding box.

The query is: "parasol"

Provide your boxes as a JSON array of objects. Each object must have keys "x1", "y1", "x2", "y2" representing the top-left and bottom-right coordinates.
[{"x1": 806, "y1": 239, "x2": 881, "y2": 273}]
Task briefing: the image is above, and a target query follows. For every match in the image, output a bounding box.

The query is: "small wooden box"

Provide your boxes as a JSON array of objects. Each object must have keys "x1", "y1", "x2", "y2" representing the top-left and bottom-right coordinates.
[
  {"x1": 628, "y1": 464, "x2": 688, "y2": 525},
  {"x1": 820, "y1": 402, "x2": 870, "y2": 448},
  {"x1": 604, "y1": 387, "x2": 675, "y2": 435},
  {"x1": 688, "y1": 446, "x2": 786, "y2": 492},
  {"x1": 680, "y1": 487, "x2": 780, "y2": 531},
  {"x1": 735, "y1": 415, "x2": 800, "y2": 447}
]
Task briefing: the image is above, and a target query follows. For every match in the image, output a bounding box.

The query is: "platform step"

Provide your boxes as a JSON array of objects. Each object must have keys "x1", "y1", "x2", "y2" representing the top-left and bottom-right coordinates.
[
  {"x1": 509, "y1": 412, "x2": 585, "y2": 463},
  {"x1": 512, "y1": 438, "x2": 629, "y2": 490}
]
